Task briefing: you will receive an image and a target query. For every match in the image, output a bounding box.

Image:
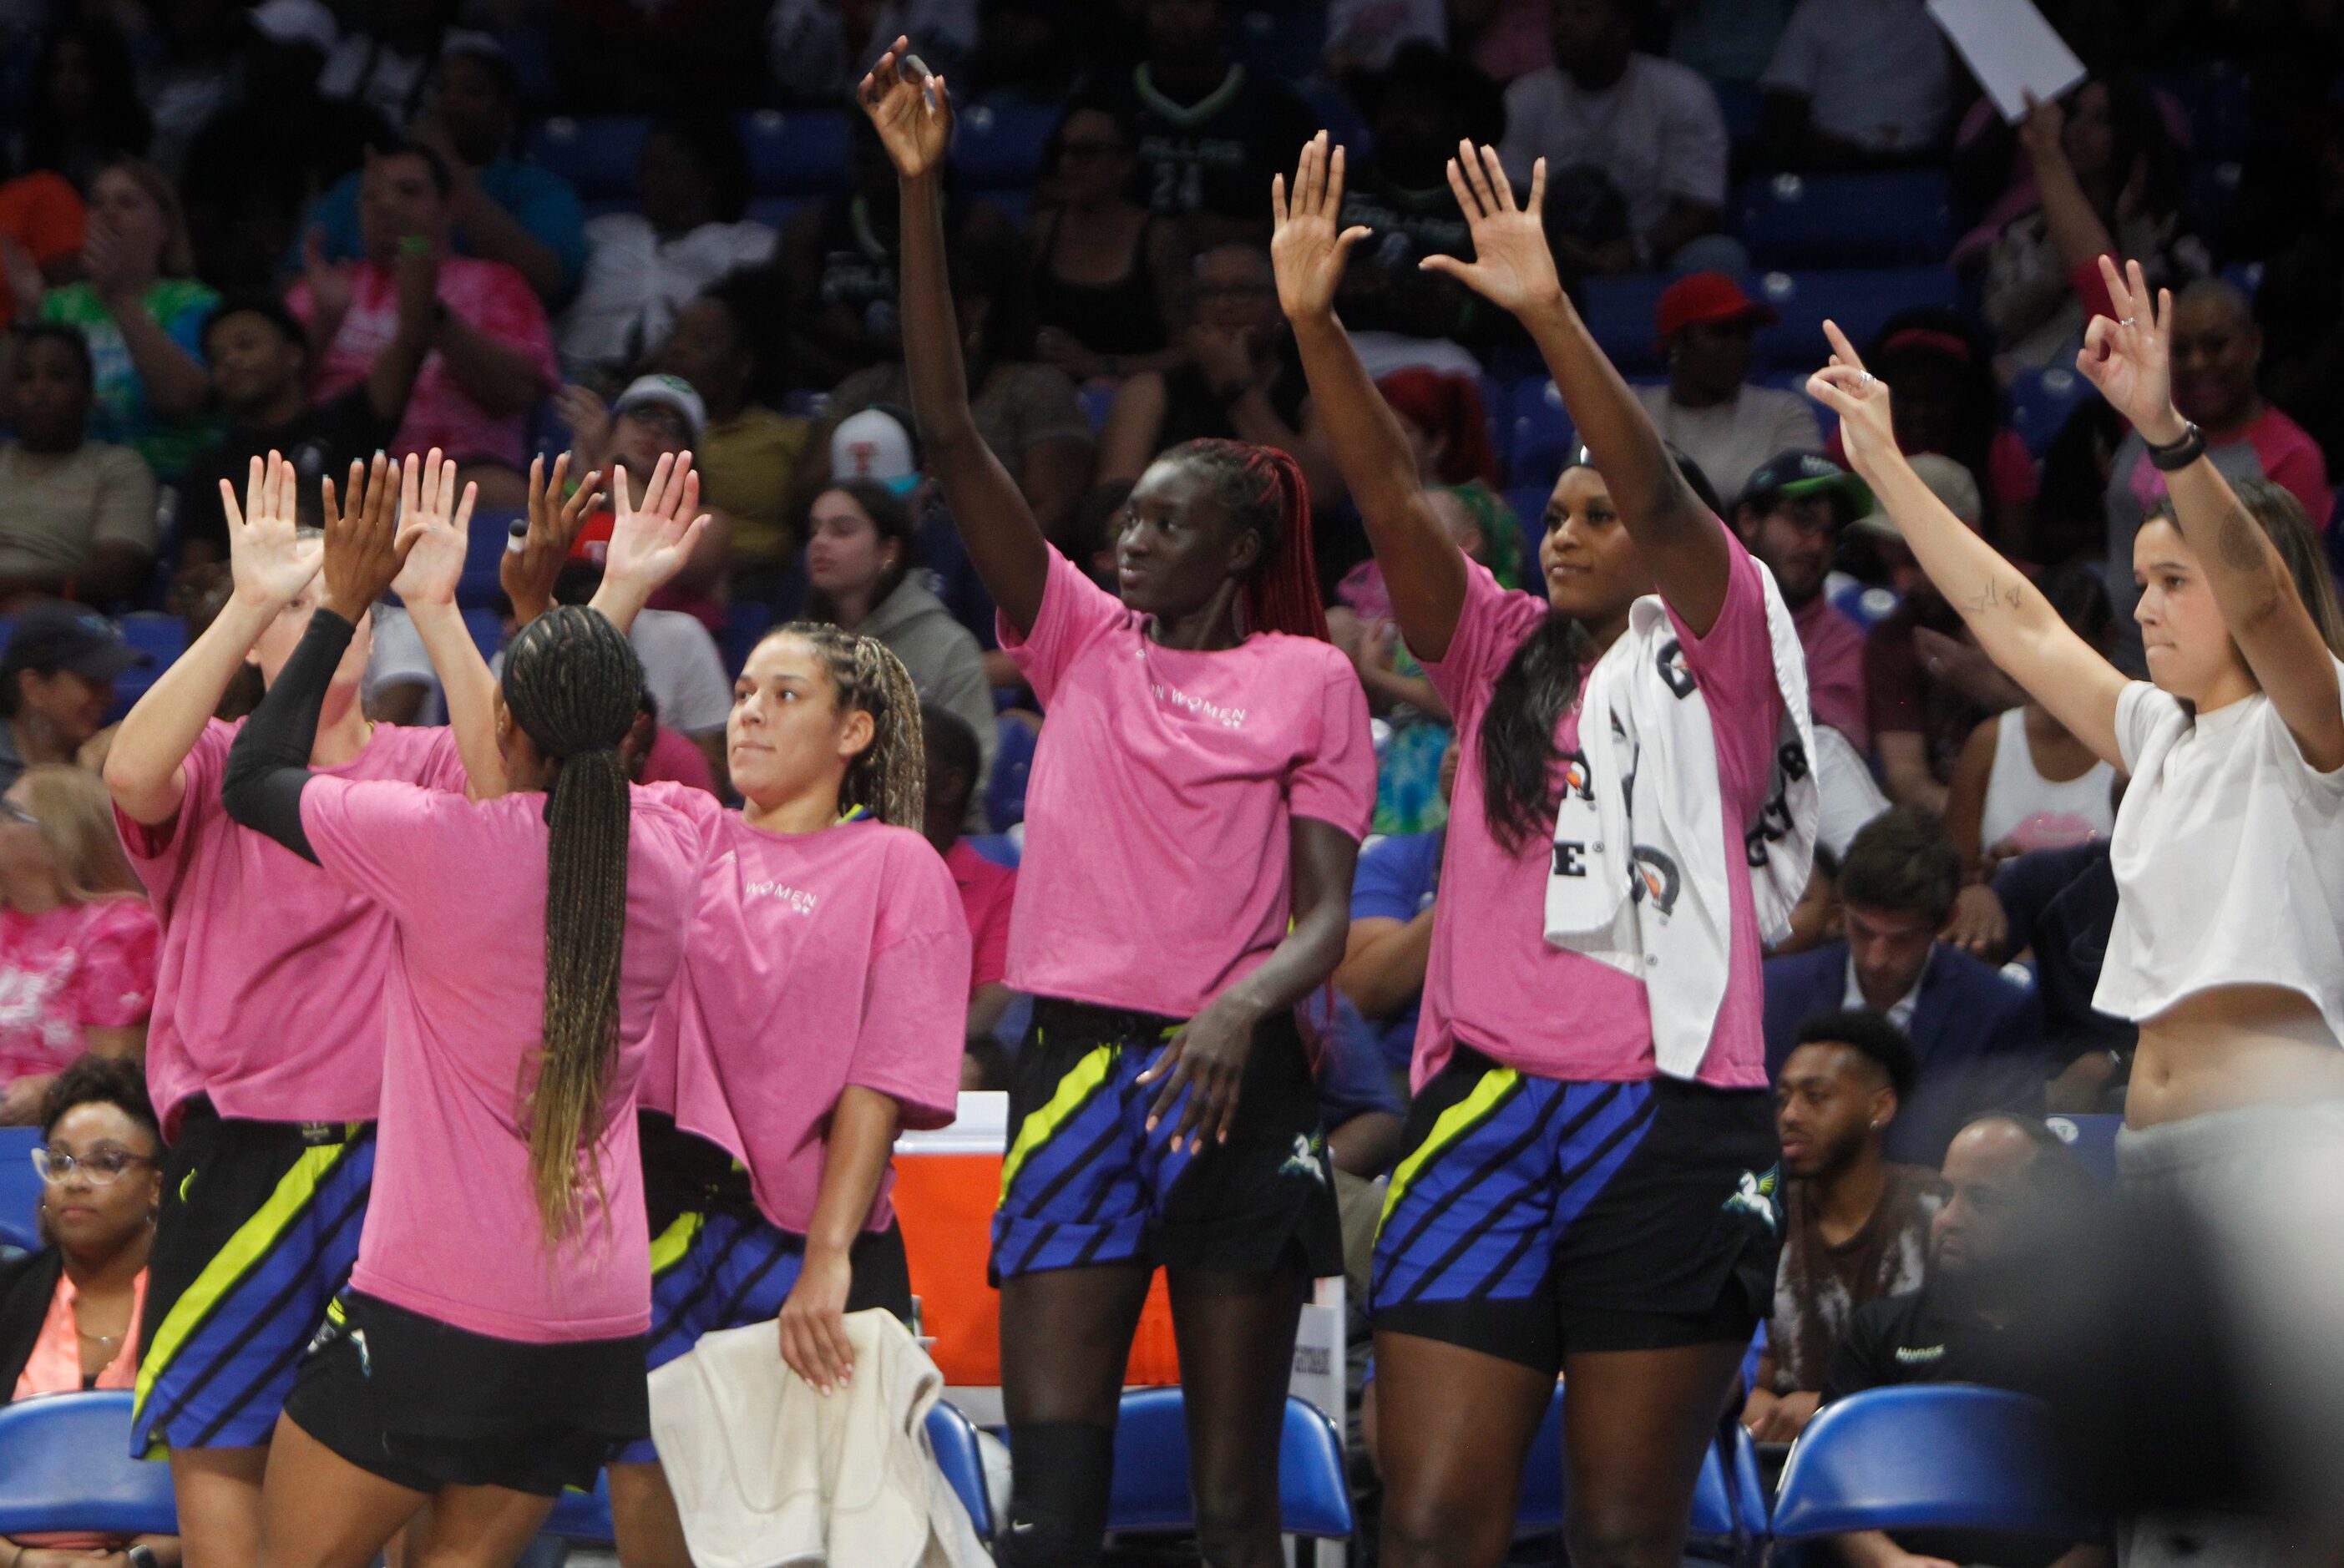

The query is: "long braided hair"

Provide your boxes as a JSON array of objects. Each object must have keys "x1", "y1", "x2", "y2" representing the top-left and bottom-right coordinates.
[
  {"x1": 768, "y1": 622, "x2": 927, "y2": 827},
  {"x1": 1161, "y1": 438, "x2": 1329, "y2": 641},
  {"x1": 499, "y1": 606, "x2": 646, "y2": 1240}
]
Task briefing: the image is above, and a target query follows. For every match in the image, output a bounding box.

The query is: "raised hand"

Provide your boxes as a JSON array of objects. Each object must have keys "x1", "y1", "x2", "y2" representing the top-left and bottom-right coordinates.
[
  {"x1": 2017, "y1": 93, "x2": 2066, "y2": 168},
  {"x1": 222, "y1": 451, "x2": 324, "y2": 609},
  {"x1": 320, "y1": 453, "x2": 411, "y2": 622},
  {"x1": 554, "y1": 384, "x2": 611, "y2": 467},
  {"x1": 1270, "y1": 132, "x2": 1373, "y2": 322},
  {"x1": 391, "y1": 447, "x2": 479, "y2": 610},
  {"x1": 505, "y1": 452, "x2": 603, "y2": 625},
  {"x1": 2076, "y1": 255, "x2": 2183, "y2": 442},
  {"x1": 603, "y1": 450, "x2": 711, "y2": 599},
  {"x1": 1418, "y1": 143, "x2": 1563, "y2": 319},
  {"x1": 1805, "y1": 320, "x2": 1902, "y2": 483},
  {"x1": 856, "y1": 37, "x2": 952, "y2": 180}
]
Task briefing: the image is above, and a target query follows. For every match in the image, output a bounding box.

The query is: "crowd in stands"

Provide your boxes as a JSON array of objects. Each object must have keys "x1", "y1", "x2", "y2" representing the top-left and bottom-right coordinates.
[{"x1": 0, "y1": 0, "x2": 2335, "y2": 1554}]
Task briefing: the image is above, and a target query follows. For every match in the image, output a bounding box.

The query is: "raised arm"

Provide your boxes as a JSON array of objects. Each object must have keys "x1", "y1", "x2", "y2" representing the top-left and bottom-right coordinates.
[
  {"x1": 504, "y1": 451, "x2": 604, "y2": 628},
  {"x1": 587, "y1": 451, "x2": 711, "y2": 635},
  {"x1": 1809, "y1": 321, "x2": 2128, "y2": 766},
  {"x1": 858, "y1": 40, "x2": 1050, "y2": 635},
  {"x1": 103, "y1": 452, "x2": 323, "y2": 824},
  {"x1": 387, "y1": 448, "x2": 504, "y2": 797},
  {"x1": 1273, "y1": 133, "x2": 1469, "y2": 660},
  {"x1": 1428, "y1": 143, "x2": 1734, "y2": 635},
  {"x1": 2078, "y1": 257, "x2": 2344, "y2": 770}
]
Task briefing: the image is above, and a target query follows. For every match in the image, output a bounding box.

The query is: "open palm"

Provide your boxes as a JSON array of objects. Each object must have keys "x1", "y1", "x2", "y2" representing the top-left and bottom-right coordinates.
[
  {"x1": 605, "y1": 451, "x2": 711, "y2": 597},
  {"x1": 857, "y1": 38, "x2": 952, "y2": 180},
  {"x1": 2075, "y1": 255, "x2": 2177, "y2": 434},
  {"x1": 392, "y1": 448, "x2": 478, "y2": 609},
  {"x1": 1420, "y1": 143, "x2": 1562, "y2": 317},
  {"x1": 224, "y1": 452, "x2": 322, "y2": 609},
  {"x1": 1270, "y1": 132, "x2": 1371, "y2": 321}
]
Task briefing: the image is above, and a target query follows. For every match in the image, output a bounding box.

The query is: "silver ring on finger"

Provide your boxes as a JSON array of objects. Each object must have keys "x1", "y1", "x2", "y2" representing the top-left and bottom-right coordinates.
[
  {"x1": 1857, "y1": 372, "x2": 1876, "y2": 390},
  {"x1": 2120, "y1": 316, "x2": 2136, "y2": 326}
]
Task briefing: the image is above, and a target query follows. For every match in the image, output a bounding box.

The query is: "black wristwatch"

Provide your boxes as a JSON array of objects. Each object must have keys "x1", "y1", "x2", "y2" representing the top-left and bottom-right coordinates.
[
  {"x1": 2145, "y1": 420, "x2": 2205, "y2": 472},
  {"x1": 126, "y1": 1545, "x2": 159, "y2": 1568}
]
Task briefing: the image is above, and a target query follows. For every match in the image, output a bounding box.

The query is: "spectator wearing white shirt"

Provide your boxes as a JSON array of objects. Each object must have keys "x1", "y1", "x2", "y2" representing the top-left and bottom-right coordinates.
[
  {"x1": 316, "y1": 0, "x2": 450, "y2": 128},
  {"x1": 1496, "y1": 0, "x2": 1738, "y2": 275},
  {"x1": 1634, "y1": 272, "x2": 1821, "y2": 503},
  {"x1": 1757, "y1": 0, "x2": 1954, "y2": 169},
  {"x1": 559, "y1": 111, "x2": 777, "y2": 375}
]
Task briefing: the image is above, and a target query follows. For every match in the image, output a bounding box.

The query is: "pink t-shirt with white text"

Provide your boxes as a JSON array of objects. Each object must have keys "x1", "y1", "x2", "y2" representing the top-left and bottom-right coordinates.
[
  {"x1": 299, "y1": 777, "x2": 702, "y2": 1343},
  {"x1": 116, "y1": 720, "x2": 468, "y2": 1136},
  {"x1": 0, "y1": 899, "x2": 157, "y2": 1088},
  {"x1": 1417, "y1": 539, "x2": 1783, "y2": 1091},
  {"x1": 999, "y1": 547, "x2": 1376, "y2": 1019},
  {"x1": 288, "y1": 255, "x2": 557, "y2": 469},
  {"x1": 646, "y1": 801, "x2": 967, "y2": 1235}
]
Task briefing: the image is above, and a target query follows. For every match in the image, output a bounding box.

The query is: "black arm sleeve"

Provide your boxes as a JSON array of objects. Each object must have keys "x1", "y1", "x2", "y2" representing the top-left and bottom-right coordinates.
[{"x1": 220, "y1": 608, "x2": 358, "y2": 864}]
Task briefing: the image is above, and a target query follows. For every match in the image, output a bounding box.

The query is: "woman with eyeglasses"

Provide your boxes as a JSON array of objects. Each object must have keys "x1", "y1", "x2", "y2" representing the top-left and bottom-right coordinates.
[
  {"x1": 0, "y1": 1053, "x2": 180, "y2": 1568},
  {"x1": 0, "y1": 765, "x2": 157, "y2": 1128},
  {"x1": 1029, "y1": 101, "x2": 1189, "y2": 384}
]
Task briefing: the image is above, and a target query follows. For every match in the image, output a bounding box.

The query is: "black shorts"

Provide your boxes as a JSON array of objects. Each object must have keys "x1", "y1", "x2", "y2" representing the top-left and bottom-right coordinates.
[
  {"x1": 1369, "y1": 1046, "x2": 1780, "y2": 1372},
  {"x1": 990, "y1": 998, "x2": 1344, "y2": 1284},
  {"x1": 134, "y1": 1102, "x2": 374, "y2": 1455},
  {"x1": 283, "y1": 1291, "x2": 647, "y2": 1496}
]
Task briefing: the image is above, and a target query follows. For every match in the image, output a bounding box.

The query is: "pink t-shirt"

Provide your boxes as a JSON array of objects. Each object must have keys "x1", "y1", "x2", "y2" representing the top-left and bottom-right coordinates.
[
  {"x1": 999, "y1": 547, "x2": 1377, "y2": 1019},
  {"x1": 646, "y1": 802, "x2": 966, "y2": 1236},
  {"x1": 946, "y1": 838, "x2": 1016, "y2": 993},
  {"x1": 2122, "y1": 403, "x2": 2333, "y2": 526},
  {"x1": 1417, "y1": 539, "x2": 1783, "y2": 1091},
  {"x1": 288, "y1": 255, "x2": 557, "y2": 469},
  {"x1": 639, "y1": 725, "x2": 718, "y2": 795},
  {"x1": 117, "y1": 720, "x2": 468, "y2": 1136},
  {"x1": 0, "y1": 899, "x2": 157, "y2": 1088},
  {"x1": 299, "y1": 777, "x2": 703, "y2": 1343},
  {"x1": 1793, "y1": 593, "x2": 1869, "y2": 751},
  {"x1": 13, "y1": 1267, "x2": 145, "y2": 1399}
]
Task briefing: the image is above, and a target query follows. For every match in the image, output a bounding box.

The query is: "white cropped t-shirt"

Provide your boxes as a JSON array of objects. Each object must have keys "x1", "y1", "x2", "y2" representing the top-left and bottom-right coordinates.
[{"x1": 2096, "y1": 664, "x2": 2344, "y2": 1044}]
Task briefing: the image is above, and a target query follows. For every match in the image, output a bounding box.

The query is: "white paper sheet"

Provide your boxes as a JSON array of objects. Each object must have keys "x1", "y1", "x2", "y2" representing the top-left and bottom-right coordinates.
[{"x1": 1926, "y1": 0, "x2": 2088, "y2": 124}]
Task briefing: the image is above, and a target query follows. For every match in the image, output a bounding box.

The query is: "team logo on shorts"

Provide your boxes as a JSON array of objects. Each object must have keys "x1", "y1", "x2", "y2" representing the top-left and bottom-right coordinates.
[
  {"x1": 1722, "y1": 1165, "x2": 1781, "y2": 1233},
  {"x1": 1280, "y1": 1134, "x2": 1329, "y2": 1187}
]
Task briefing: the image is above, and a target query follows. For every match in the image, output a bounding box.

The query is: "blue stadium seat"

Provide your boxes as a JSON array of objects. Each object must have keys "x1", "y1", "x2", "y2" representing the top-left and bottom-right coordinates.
[
  {"x1": 2046, "y1": 1113, "x2": 2121, "y2": 1185},
  {"x1": 109, "y1": 612, "x2": 187, "y2": 718},
  {"x1": 0, "y1": 1392, "x2": 178, "y2": 1538},
  {"x1": 1481, "y1": 372, "x2": 1515, "y2": 478},
  {"x1": 2007, "y1": 365, "x2": 2100, "y2": 459},
  {"x1": 1830, "y1": 580, "x2": 1901, "y2": 631},
  {"x1": 964, "y1": 833, "x2": 1020, "y2": 870},
  {"x1": 544, "y1": 1473, "x2": 613, "y2": 1543},
  {"x1": 927, "y1": 1399, "x2": 995, "y2": 1537},
  {"x1": 953, "y1": 100, "x2": 1062, "y2": 190},
  {"x1": 721, "y1": 600, "x2": 777, "y2": 678},
  {"x1": 745, "y1": 195, "x2": 811, "y2": 233},
  {"x1": 1752, "y1": 267, "x2": 1961, "y2": 374},
  {"x1": 0, "y1": 1125, "x2": 40, "y2": 1251},
  {"x1": 1234, "y1": 7, "x2": 1329, "y2": 82},
  {"x1": 1106, "y1": 1389, "x2": 1352, "y2": 1539},
  {"x1": 1772, "y1": 1386, "x2": 2095, "y2": 1541},
  {"x1": 1515, "y1": 1383, "x2": 1751, "y2": 1545},
  {"x1": 1081, "y1": 382, "x2": 1116, "y2": 434},
  {"x1": 1577, "y1": 274, "x2": 1673, "y2": 374},
  {"x1": 987, "y1": 712, "x2": 1040, "y2": 832},
  {"x1": 461, "y1": 608, "x2": 504, "y2": 665},
  {"x1": 1736, "y1": 171, "x2": 1955, "y2": 270},
  {"x1": 1506, "y1": 481, "x2": 1553, "y2": 572},
  {"x1": 526, "y1": 116, "x2": 651, "y2": 201},
  {"x1": 1509, "y1": 377, "x2": 1577, "y2": 488},
  {"x1": 741, "y1": 109, "x2": 853, "y2": 197},
  {"x1": 459, "y1": 508, "x2": 527, "y2": 609}
]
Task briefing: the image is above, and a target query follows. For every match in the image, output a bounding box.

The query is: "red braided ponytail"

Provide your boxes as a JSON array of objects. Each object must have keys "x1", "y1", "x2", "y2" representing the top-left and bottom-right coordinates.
[{"x1": 1165, "y1": 438, "x2": 1329, "y2": 642}]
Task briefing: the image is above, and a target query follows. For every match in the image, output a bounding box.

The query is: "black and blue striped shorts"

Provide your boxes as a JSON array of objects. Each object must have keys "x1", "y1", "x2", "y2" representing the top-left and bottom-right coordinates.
[
  {"x1": 1370, "y1": 1046, "x2": 1780, "y2": 1372},
  {"x1": 132, "y1": 1100, "x2": 374, "y2": 1456}
]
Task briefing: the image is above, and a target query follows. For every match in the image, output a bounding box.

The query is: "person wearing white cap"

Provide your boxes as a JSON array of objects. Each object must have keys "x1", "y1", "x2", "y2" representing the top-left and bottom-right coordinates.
[{"x1": 554, "y1": 376, "x2": 732, "y2": 610}]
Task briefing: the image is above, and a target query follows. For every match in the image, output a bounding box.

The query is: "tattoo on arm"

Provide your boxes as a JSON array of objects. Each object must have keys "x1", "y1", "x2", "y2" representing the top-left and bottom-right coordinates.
[{"x1": 1962, "y1": 579, "x2": 2024, "y2": 615}]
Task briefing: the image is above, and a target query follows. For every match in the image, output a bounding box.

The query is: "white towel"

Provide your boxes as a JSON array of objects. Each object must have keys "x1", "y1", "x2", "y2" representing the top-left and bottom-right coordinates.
[{"x1": 1544, "y1": 564, "x2": 1820, "y2": 1077}]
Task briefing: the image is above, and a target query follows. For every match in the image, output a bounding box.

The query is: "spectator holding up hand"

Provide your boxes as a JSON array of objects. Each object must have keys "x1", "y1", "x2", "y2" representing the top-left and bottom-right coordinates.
[
  {"x1": 19, "y1": 159, "x2": 218, "y2": 483},
  {"x1": 291, "y1": 139, "x2": 559, "y2": 512}
]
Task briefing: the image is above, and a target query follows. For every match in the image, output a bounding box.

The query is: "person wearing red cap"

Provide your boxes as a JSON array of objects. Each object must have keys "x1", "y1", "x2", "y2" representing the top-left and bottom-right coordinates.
[{"x1": 1636, "y1": 273, "x2": 1820, "y2": 505}]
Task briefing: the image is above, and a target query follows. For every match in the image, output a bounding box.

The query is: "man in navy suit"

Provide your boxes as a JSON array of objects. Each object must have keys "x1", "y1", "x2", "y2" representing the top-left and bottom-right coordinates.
[{"x1": 1764, "y1": 806, "x2": 2044, "y2": 1167}]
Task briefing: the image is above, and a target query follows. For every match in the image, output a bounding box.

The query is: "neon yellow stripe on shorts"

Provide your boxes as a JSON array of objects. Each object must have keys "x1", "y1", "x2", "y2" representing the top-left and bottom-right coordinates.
[
  {"x1": 998, "y1": 1037, "x2": 1116, "y2": 1203},
  {"x1": 1379, "y1": 1064, "x2": 1520, "y2": 1232},
  {"x1": 650, "y1": 1211, "x2": 705, "y2": 1277},
  {"x1": 133, "y1": 1141, "x2": 353, "y2": 1427}
]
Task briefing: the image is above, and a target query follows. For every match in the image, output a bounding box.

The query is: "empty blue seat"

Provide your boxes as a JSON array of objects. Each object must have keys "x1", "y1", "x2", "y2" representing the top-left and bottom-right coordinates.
[
  {"x1": 1773, "y1": 1385, "x2": 2094, "y2": 1541},
  {"x1": 0, "y1": 1391, "x2": 178, "y2": 1537},
  {"x1": 544, "y1": 1473, "x2": 613, "y2": 1542},
  {"x1": 1515, "y1": 1384, "x2": 1751, "y2": 1544},
  {"x1": 1106, "y1": 1389, "x2": 1352, "y2": 1540},
  {"x1": 2047, "y1": 1113, "x2": 2121, "y2": 1185},
  {"x1": 0, "y1": 1125, "x2": 41, "y2": 1251},
  {"x1": 741, "y1": 109, "x2": 853, "y2": 197},
  {"x1": 1752, "y1": 267, "x2": 1961, "y2": 374},
  {"x1": 2007, "y1": 365, "x2": 2100, "y2": 459},
  {"x1": 1737, "y1": 171, "x2": 1955, "y2": 270},
  {"x1": 458, "y1": 508, "x2": 527, "y2": 609},
  {"x1": 1577, "y1": 274, "x2": 1673, "y2": 374},
  {"x1": 927, "y1": 1399, "x2": 994, "y2": 1537},
  {"x1": 965, "y1": 832, "x2": 1020, "y2": 869},
  {"x1": 953, "y1": 100, "x2": 1061, "y2": 190},
  {"x1": 987, "y1": 713, "x2": 1040, "y2": 832},
  {"x1": 526, "y1": 115, "x2": 650, "y2": 200},
  {"x1": 461, "y1": 608, "x2": 504, "y2": 665},
  {"x1": 1510, "y1": 377, "x2": 1577, "y2": 488}
]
